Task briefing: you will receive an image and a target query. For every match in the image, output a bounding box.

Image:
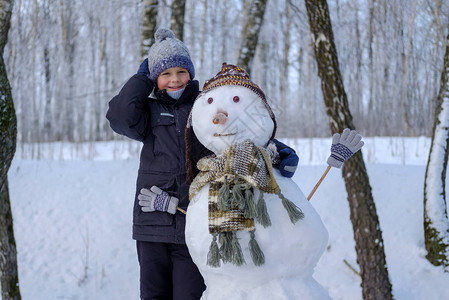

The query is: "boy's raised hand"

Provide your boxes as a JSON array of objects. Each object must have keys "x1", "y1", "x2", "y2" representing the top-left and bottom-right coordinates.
[
  {"x1": 137, "y1": 58, "x2": 151, "y2": 79},
  {"x1": 138, "y1": 186, "x2": 179, "y2": 215}
]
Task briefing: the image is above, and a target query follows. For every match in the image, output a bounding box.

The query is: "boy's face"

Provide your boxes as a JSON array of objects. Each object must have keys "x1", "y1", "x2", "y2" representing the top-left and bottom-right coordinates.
[{"x1": 157, "y1": 67, "x2": 190, "y2": 92}]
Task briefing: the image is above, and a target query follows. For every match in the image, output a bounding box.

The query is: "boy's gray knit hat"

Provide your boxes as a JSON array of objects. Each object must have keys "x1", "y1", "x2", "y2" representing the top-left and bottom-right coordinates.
[{"x1": 147, "y1": 28, "x2": 195, "y2": 83}]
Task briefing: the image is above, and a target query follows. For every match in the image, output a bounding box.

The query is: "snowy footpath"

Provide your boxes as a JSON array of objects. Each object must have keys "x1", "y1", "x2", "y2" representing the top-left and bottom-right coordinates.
[{"x1": 7, "y1": 137, "x2": 449, "y2": 299}]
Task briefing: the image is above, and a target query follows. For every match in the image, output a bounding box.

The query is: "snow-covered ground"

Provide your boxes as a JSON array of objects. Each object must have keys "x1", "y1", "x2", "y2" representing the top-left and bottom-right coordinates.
[{"x1": 7, "y1": 137, "x2": 449, "y2": 300}]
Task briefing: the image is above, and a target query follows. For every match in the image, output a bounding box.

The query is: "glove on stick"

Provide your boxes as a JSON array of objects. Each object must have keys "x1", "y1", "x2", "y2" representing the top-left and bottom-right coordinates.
[
  {"x1": 327, "y1": 128, "x2": 364, "y2": 168},
  {"x1": 308, "y1": 128, "x2": 364, "y2": 201}
]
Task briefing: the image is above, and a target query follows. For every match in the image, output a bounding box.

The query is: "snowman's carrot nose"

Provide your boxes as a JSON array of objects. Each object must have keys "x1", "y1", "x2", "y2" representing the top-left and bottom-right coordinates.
[{"x1": 212, "y1": 111, "x2": 228, "y2": 125}]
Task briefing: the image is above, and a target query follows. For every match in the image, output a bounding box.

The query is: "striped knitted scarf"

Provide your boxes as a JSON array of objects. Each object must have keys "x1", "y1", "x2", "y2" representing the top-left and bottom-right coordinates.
[{"x1": 189, "y1": 140, "x2": 304, "y2": 267}]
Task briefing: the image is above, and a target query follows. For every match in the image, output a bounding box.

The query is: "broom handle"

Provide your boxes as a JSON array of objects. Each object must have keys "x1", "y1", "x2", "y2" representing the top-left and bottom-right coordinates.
[
  {"x1": 307, "y1": 165, "x2": 332, "y2": 201},
  {"x1": 177, "y1": 207, "x2": 187, "y2": 214}
]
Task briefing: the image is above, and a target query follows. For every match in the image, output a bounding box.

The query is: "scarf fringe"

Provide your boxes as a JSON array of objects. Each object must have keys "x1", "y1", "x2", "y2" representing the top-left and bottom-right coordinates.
[
  {"x1": 277, "y1": 191, "x2": 304, "y2": 223},
  {"x1": 206, "y1": 180, "x2": 305, "y2": 267},
  {"x1": 207, "y1": 230, "x2": 266, "y2": 267},
  {"x1": 212, "y1": 232, "x2": 245, "y2": 267},
  {"x1": 244, "y1": 184, "x2": 257, "y2": 219},
  {"x1": 219, "y1": 231, "x2": 234, "y2": 263},
  {"x1": 249, "y1": 229, "x2": 265, "y2": 266},
  {"x1": 218, "y1": 176, "x2": 230, "y2": 210},
  {"x1": 256, "y1": 191, "x2": 272, "y2": 227},
  {"x1": 207, "y1": 233, "x2": 221, "y2": 267},
  {"x1": 231, "y1": 177, "x2": 245, "y2": 210},
  {"x1": 230, "y1": 232, "x2": 245, "y2": 266}
]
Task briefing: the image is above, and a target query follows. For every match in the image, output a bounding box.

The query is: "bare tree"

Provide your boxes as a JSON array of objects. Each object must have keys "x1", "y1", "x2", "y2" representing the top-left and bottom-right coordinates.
[
  {"x1": 4, "y1": 0, "x2": 449, "y2": 146},
  {"x1": 56, "y1": 0, "x2": 77, "y2": 141},
  {"x1": 170, "y1": 0, "x2": 186, "y2": 41},
  {"x1": 141, "y1": 0, "x2": 158, "y2": 61},
  {"x1": 42, "y1": 0, "x2": 53, "y2": 142},
  {"x1": 0, "y1": 0, "x2": 21, "y2": 298},
  {"x1": 424, "y1": 27, "x2": 449, "y2": 271},
  {"x1": 366, "y1": 0, "x2": 375, "y2": 136},
  {"x1": 303, "y1": 1, "x2": 393, "y2": 299},
  {"x1": 237, "y1": 0, "x2": 268, "y2": 74},
  {"x1": 281, "y1": 2, "x2": 292, "y2": 110}
]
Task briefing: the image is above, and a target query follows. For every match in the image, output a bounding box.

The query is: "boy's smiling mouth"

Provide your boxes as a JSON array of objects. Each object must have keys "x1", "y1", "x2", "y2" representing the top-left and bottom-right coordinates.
[{"x1": 168, "y1": 86, "x2": 184, "y2": 91}]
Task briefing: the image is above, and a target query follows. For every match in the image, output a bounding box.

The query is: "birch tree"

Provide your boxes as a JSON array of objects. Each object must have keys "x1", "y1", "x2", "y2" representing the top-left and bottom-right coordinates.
[
  {"x1": 170, "y1": 0, "x2": 186, "y2": 41},
  {"x1": 0, "y1": 0, "x2": 21, "y2": 298},
  {"x1": 424, "y1": 27, "x2": 449, "y2": 271},
  {"x1": 303, "y1": 1, "x2": 393, "y2": 299},
  {"x1": 237, "y1": 0, "x2": 268, "y2": 74},
  {"x1": 141, "y1": 0, "x2": 158, "y2": 61},
  {"x1": 56, "y1": 0, "x2": 77, "y2": 141},
  {"x1": 3, "y1": 0, "x2": 448, "y2": 146}
]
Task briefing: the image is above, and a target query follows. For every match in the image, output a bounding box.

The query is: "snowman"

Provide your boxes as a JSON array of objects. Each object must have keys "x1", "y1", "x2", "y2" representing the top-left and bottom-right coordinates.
[{"x1": 185, "y1": 63, "x2": 330, "y2": 300}]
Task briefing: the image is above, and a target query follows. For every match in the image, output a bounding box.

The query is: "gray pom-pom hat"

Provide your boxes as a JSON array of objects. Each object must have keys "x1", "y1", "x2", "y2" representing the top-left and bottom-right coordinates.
[{"x1": 147, "y1": 28, "x2": 195, "y2": 83}]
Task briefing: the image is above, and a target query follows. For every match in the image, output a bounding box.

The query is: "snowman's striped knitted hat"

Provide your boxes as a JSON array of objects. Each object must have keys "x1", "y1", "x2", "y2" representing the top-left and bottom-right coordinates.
[{"x1": 200, "y1": 63, "x2": 277, "y2": 140}]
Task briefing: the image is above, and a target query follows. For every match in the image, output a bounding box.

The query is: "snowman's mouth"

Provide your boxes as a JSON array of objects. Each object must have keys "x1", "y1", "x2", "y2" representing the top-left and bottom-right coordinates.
[{"x1": 213, "y1": 132, "x2": 236, "y2": 137}]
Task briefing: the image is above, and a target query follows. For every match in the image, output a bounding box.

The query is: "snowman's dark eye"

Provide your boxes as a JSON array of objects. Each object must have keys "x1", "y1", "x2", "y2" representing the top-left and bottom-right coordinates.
[
  {"x1": 207, "y1": 97, "x2": 213, "y2": 104},
  {"x1": 233, "y1": 96, "x2": 240, "y2": 103}
]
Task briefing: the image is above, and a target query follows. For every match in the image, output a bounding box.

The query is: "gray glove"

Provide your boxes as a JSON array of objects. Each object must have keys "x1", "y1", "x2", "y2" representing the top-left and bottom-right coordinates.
[
  {"x1": 138, "y1": 186, "x2": 179, "y2": 214},
  {"x1": 327, "y1": 128, "x2": 364, "y2": 168}
]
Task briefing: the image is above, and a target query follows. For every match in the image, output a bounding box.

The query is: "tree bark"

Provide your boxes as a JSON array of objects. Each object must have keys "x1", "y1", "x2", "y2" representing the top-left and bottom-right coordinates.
[
  {"x1": 423, "y1": 26, "x2": 449, "y2": 270},
  {"x1": 237, "y1": 0, "x2": 268, "y2": 75},
  {"x1": 170, "y1": 0, "x2": 186, "y2": 41},
  {"x1": 57, "y1": 0, "x2": 76, "y2": 141},
  {"x1": 42, "y1": 0, "x2": 52, "y2": 142},
  {"x1": 303, "y1": 1, "x2": 393, "y2": 299},
  {"x1": 281, "y1": 3, "x2": 292, "y2": 110},
  {"x1": 367, "y1": 0, "x2": 374, "y2": 136},
  {"x1": 0, "y1": 0, "x2": 22, "y2": 298},
  {"x1": 141, "y1": 0, "x2": 158, "y2": 61}
]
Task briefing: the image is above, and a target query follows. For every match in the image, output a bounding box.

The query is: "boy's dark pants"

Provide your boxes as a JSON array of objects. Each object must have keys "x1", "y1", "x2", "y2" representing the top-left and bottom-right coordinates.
[{"x1": 137, "y1": 241, "x2": 206, "y2": 300}]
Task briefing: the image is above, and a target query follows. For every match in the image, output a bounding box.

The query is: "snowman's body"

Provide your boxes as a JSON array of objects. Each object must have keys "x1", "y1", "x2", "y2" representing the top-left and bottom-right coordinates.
[
  {"x1": 186, "y1": 173, "x2": 329, "y2": 300},
  {"x1": 186, "y1": 69, "x2": 330, "y2": 299}
]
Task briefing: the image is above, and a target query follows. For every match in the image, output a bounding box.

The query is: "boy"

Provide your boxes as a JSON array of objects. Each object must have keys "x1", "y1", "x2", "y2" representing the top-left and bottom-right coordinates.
[{"x1": 106, "y1": 28, "x2": 298, "y2": 300}]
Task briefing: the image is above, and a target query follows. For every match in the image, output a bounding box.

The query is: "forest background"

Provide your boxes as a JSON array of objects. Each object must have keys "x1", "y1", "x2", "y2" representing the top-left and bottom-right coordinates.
[
  {"x1": 5, "y1": 0, "x2": 449, "y2": 150},
  {"x1": 2, "y1": 1, "x2": 449, "y2": 298}
]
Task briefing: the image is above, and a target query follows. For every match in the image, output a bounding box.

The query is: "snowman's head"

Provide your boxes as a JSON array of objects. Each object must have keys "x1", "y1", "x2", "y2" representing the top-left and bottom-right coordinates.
[{"x1": 188, "y1": 63, "x2": 277, "y2": 155}]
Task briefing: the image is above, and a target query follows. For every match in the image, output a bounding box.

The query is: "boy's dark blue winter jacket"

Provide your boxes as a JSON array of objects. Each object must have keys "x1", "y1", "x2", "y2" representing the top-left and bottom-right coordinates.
[{"x1": 106, "y1": 74, "x2": 211, "y2": 244}]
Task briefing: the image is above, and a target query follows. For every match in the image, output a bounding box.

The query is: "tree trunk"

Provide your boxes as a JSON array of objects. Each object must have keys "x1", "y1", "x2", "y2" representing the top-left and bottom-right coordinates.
[
  {"x1": 399, "y1": 0, "x2": 418, "y2": 136},
  {"x1": 0, "y1": 0, "x2": 22, "y2": 298},
  {"x1": 303, "y1": 1, "x2": 393, "y2": 299},
  {"x1": 170, "y1": 0, "x2": 186, "y2": 41},
  {"x1": 423, "y1": 27, "x2": 449, "y2": 270},
  {"x1": 281, "y1": 3, "x2": 292, "y2": 111},
  {"x1": 141, "y1": 0, "x2": 158, "y2": 61},
  {"x1": 367, "y1": 0, "x2": 374, "y2": 136},
  {"x1": 42, "y1": 0, "x2": 52, "y2": 142},
  {"x1": 237, "y1": 0, "x2": 268, "y2": 75},
  {"x1": 58, "y1": 0, "x2": 76, "y2": 141}
]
